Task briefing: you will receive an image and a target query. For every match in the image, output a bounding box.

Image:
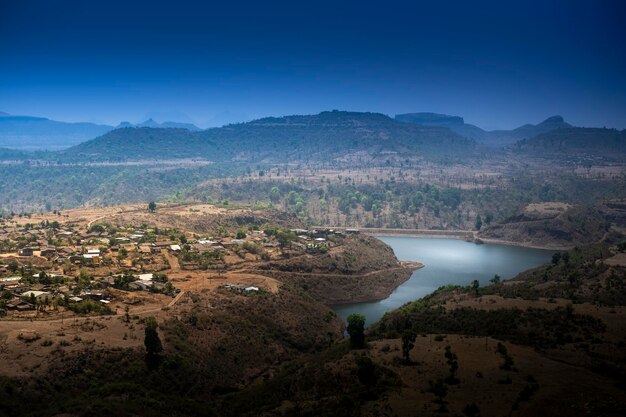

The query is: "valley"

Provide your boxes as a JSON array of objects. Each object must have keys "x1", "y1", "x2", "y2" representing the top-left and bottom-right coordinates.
[{"x1": 0, "y1": 111, "x2": 624, "y2": 416}]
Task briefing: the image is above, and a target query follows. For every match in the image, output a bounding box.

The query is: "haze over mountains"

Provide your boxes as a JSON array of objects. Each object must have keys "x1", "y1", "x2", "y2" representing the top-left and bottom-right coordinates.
[
  {"x1": 0, "y1": 112, "x2": 200, "y2": 150},
  {"x1": 0, "y1": 110, "x2": 624, "y2": 162}
]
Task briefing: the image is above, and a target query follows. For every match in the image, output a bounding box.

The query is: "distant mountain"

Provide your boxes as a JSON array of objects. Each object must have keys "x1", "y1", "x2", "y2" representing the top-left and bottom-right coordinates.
[
  {"x1": 395, "y1": 112, "x2": 488, "y2": 141},
  {"x1": 0, "y1": 112, "x2": 114, "y2": 150},
  {"x1": 512, "y1": 127, "x2": 626, "y2": 159},
  {"x1": 117, "y1": 118, "x2": 201, "y2": 131},
  {"x1": 490, "y1": 115, "x2": 571, "y2": 144},
  {"x1": 395, "y1": 113, "x2": 572, "y2": 147},
  {"x1": 63, "y1": 110, "x2": 478, "y2": 163}
]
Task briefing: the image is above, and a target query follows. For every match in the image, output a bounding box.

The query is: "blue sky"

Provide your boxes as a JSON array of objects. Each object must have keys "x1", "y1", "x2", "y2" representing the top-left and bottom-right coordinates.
[{"x1": 1, "y1": 0, "x2": 625, "y2": 129}]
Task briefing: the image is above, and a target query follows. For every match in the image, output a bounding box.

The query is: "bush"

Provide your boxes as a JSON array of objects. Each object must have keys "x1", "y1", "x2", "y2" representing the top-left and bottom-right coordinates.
[{"x1": 67, "y1": 301, "x2": 112, "y2": 315}]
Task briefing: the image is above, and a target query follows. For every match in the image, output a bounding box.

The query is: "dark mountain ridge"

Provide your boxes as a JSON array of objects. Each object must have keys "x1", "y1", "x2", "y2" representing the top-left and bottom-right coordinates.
[{"x1": 61, "y1": 110, "x2": 479, "y2": 163}]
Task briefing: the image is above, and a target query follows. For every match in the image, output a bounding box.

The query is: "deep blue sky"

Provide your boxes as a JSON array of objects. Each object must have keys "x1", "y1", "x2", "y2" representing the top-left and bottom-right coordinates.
[{"x1": 1, "y1": 0, "x2": 625, "y2": 129}]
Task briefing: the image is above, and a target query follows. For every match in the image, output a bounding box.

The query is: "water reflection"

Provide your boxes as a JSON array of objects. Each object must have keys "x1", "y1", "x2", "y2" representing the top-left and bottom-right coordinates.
[{"x1": 331, "y1": 237, "x2": 553, "y2": 326}]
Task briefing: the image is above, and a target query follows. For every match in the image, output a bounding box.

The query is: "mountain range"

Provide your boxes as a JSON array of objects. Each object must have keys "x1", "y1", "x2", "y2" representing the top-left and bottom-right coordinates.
[
  {"x1": 63, "y1": 111, "x2": 477, "y2": 163},
  {"x1": 1, "y1": 110, "x2": 624, "y2": 162},
  {"x1": 395, "y1": 112, "x2": 572, "y2": 146},
  {"x1": 0, "y1": 112, "x2": 200, "y2": 150}
]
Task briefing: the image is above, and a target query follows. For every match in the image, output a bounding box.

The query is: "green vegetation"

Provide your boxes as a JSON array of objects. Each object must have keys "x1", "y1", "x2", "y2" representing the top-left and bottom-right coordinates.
[
  {"x1": 347, "y1": 313, "x2": 366, "y2": 349},
  {"x1": 444, "y1": 345, "x2": 459, "y2": 384},
  {"x1": 480, "y1": 245, "x2": 626, "y2": 305},
  {"x1": 372, "y1": 303, "x2": 605, "y2": 350},
  {"x1": 67, "y1": 300, "x2": 112, "y2": 315}
]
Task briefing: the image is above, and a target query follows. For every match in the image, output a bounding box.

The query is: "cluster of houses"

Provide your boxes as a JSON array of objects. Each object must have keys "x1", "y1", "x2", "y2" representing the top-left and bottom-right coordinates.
[
  {"x1": 0, "y1": 272, "x2": 114, "y2": 315},
  {"x1": 0, "y1": 216, "x2": 359, "y2": 317},
  {"x1": 0, "y1": 270, "x2": 178, "y2": 317}
]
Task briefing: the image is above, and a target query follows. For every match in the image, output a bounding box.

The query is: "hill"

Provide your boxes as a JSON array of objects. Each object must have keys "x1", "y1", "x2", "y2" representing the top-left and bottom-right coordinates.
[
  {"x1": 512, "y1": 127, "x2": 626, "y2": 160},
  {"x1": 501, "y1": 115, "x2": 571, "y2": 140},
  {"x1": 395, "y1": 112, "x2": 489, "y2": 141},
  {"x1": 0, "y1": 113, "x2": 114, "y2": 150},
  {"x1": 62, "y1": 110, "x2": 478, "y2": 164},
  {"x1": 396, "y1": 113, "x2": 571, "y2": 147},
  {"x1": 478, "y1": 202, "x2": 626, "y2": 249},
  {"x1": 62, "y1": 127, "x2": 215, "y2": 161}
]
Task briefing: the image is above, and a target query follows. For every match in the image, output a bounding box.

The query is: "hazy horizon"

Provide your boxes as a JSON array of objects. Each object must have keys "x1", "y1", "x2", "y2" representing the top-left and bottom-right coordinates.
[{"x1": 0, "y1": 108, "x2": 605, "y2": 132}]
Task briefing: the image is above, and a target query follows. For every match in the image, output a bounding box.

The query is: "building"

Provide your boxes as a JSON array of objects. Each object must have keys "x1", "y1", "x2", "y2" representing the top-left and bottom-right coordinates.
[
  {"x1": 18, "y1": 247, "x2": 36, "y2": 256},
  {"x1": 20, "y1": 290, "x2": 52, "y2": 302}
]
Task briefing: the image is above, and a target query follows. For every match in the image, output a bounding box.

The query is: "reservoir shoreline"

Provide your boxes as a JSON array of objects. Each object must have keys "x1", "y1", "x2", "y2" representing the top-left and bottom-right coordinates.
[
  {"x1": 314, "y1": 226, "x2": 570, "y2": 251},
  {"x1": 331, "y1": 236, "x2": 554, "y2": 325}
]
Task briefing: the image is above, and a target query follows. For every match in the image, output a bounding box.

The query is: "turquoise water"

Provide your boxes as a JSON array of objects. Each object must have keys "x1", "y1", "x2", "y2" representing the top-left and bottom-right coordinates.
[{"x1": 331, "y1": 236, "x2": 553, "y2": 326}]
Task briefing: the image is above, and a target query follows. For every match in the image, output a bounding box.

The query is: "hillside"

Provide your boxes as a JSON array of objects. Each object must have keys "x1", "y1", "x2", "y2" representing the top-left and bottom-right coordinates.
[
  {"x1": 362, "y1": 244, "x2": 626, "y2": 416},
  {"x1": 478, "y1": 202, "x2": 626, "y2": 249},
  {"x1": 63, "y1": 127, "x2": 216, "y2": 161},
  {"x1": 512, "y1": 127, "x2": 626, "y2": 160},
  {"x1": 62, "y1": 111, "x2": 478, "y2": 163},
  {"x1": 252, "y1": 234, "x2": 417, "y2": 303}
]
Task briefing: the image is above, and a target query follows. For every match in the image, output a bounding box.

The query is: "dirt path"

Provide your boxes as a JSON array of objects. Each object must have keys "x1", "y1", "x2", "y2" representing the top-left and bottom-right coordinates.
[
  {"x1": 163, "y1": 249, "x2": 181, "y2": 271},
  {"x1": 168, "y1": 290, "x2": 186, "y2": 307}
]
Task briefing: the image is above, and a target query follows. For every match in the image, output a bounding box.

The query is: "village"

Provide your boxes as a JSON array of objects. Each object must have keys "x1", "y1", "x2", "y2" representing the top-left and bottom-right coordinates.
[{"x1": 0, "y1": 205, "x2": 357, "y2": 320}]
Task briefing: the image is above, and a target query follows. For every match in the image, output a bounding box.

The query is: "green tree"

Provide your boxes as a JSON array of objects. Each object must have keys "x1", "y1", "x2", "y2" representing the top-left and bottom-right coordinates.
[
  {"x1": 144, "y1": 316, "x2": 163, "y2": 369},
  {"x1": 401, "y1": 329, "x2": 416, "y2": 364},
  {"x1": 497, "y1": 342, "x2": 514, "y2": 370},
  {"x1": 475, "y1": 214, "x2": 483, "y2": 230},
  {"x1": 490, "y1": 274, "x2": 501, "y2": 285},
  {"x1": 89, "y1": 223, "x2": 105, "y2": 234},
  {"x1": 429, "y1": 379, "x2": 448, "y2": 411},
  {"x1": 471, "y1": 279, "x2": 480, "y2": 295},
  {"x1": 347, "y1": 313, "x2": 366, "y2": 349},
  {"x1": 276, "y1": 230, "x2": 295, "y2": 252},
  {"x1": 148, "y1": 201, "x2": 157, "y2": 212},
  {"x1": 269, "y1": 186, "x2": 281, "y2": 203},
  {"x1": 444, "y1": 345, "x2": 459, "y2": 384}
]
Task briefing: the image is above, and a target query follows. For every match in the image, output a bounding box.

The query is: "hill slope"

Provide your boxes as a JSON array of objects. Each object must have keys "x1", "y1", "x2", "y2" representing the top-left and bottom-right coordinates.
[
  {"x1": 63, "y1": 127, "x2": 215, "y2": 161},
  {"x1": 512, "y1": 127, "x2": 626, "y2": 160}
]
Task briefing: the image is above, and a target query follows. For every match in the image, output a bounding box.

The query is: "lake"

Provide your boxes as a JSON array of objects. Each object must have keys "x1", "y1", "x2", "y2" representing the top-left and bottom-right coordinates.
[{"x1": 331, "y1": 236, "x2": 554, "y2": 326}]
